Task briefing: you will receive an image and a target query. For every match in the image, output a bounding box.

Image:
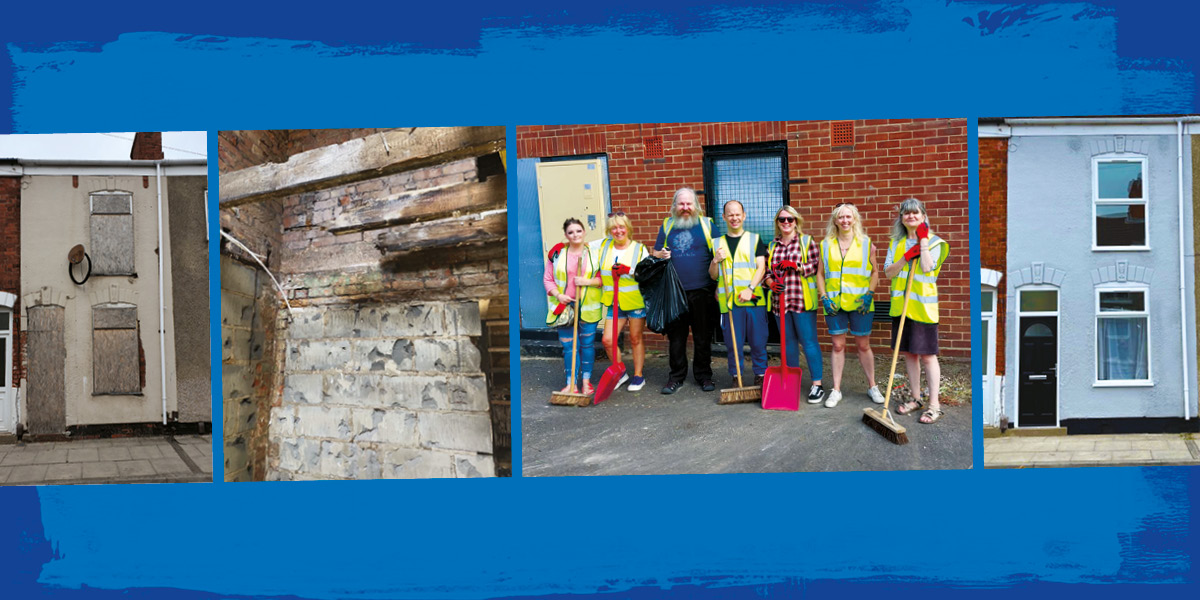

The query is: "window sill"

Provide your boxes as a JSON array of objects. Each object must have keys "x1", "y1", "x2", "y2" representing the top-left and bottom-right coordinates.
[
  {"x1": 1091, "y1": 246, "x2": 1150, "y2": 252},
  {"x1": 1092, "y1": 380, "x2": 1153, "y2": 388},
  {"x1": 92, "y1": 392, "x2": 145, "y2": 397}
]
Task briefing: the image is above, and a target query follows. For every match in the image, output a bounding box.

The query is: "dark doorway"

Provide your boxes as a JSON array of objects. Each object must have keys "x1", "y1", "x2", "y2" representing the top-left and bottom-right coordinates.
[{"x1": 1018, "y1": 316, "x2": 1057, "y2": 427}]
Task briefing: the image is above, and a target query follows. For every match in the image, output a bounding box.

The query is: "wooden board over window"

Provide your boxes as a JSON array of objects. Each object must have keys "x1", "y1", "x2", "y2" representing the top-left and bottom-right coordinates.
[
  {"x1": 93, "y1": 304, "x2": 141, "y2": 395},
  {"x1": 90, "y1": 192, "x2": 135, "y2": 275}
]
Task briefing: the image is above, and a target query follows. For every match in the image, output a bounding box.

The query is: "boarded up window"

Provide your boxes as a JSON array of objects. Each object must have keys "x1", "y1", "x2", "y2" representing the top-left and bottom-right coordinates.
[
  {"x1": 90, "y1": 192, "x2": 135, "y2": 275},
  {"x1": 93, "y1": 304, "x2": 141, "y2": 395}
]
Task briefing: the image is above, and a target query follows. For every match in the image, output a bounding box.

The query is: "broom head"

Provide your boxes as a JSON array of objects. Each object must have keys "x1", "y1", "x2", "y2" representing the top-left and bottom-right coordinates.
[
  {"x1": 718, "y1": 384, "x2": 762, "y2": 404},
  {"x1": 550, "y1": 390, "x2": 592, "y2": 407},
  {"x1": 862, "y1": 407, "x2": 909, "y2": 445}
]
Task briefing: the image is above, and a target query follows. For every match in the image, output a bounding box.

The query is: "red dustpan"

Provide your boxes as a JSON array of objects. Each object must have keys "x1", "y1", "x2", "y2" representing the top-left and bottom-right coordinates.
[
  {"x1": 594, "y1": 264, "x2": 627, "y2": 404},
  {"x1": 762, "y1": 281, "x2": 803, "y2": 411}
]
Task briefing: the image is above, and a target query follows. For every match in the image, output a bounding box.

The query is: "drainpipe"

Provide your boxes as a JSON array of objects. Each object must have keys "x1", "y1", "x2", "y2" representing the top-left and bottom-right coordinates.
[
  {"x1": 156, "y1": 161, "x2": 167, "y2": 425},
  {"x1": 1177, "y1": 118, "x2": 1200, "y2": 421}
]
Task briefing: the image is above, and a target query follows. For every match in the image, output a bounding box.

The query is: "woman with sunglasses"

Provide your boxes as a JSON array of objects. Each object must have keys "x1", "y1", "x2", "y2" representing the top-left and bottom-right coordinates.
[
  {"x1": 544, "y1": 218, "x2": 602, "y2": 395},
  {"x1": 583, "y1": 212, "x2": 649, "y2": 392},
  {"x1": 763, "y1": 205, "x2": 825, "y2": 403},
  {"x1": 883, "y1": 198, "x2": 949, "y2": 424},
  {"x1": 816, "y1": 203, "x2": 885, "y2": 408}
]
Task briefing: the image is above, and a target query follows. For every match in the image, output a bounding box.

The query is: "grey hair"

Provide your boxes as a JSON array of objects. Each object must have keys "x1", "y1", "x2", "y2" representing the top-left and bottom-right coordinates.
[
  {"x1": 891, "y1": 197, "x2": 930, "y2": 240},
  {"x1": 671, "y1": 187, "x2": 704, "y2": 217}
]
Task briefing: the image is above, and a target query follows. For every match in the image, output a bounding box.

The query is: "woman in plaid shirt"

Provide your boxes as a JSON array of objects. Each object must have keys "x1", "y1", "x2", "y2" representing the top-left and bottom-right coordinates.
[{"x1": 763, "y1": 205, "x2": 826, "y2": 403}]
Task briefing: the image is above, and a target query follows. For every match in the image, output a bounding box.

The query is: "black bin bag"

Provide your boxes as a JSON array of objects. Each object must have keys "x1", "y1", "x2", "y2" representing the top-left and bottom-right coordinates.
[{"x1": 635, "y1": 255, "x2": 689, "y2": 333}]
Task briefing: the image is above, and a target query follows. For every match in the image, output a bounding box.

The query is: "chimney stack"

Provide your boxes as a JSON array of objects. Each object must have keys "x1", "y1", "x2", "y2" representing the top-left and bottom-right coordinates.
[{"x1": 130, "y1": 132, "x2": 164, "y2": 160}]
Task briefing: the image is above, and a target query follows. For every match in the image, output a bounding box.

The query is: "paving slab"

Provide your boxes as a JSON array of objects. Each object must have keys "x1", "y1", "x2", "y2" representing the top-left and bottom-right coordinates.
[
  {"x1": 0, "y1": 436, "x2": 212, "y2": 485},
  {"x1": 986, "y1": 433, "x2": 1200, "y2": 468}
]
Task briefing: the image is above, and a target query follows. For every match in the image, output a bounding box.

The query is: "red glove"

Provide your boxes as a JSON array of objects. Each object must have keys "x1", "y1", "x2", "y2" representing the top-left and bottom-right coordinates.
[
  {"x1": 547, "y1": 242, "x2": 565, "y2": 262},
  {"x1": 612, "y1": 263, "x2": 631, "y2": 277},
  {"x1": 903, "y1": 243, "x2": 921, "y2": 262},
  {"x1": 777, "y1": 260, "x2": 798, "y2": 271},
  {"x1": 916, "y1": 222, "x2": 930, "y2": 241},
  {"x1": 767, "y1": 279, "x2": 785, "y2": 293},
  {"x1": 552, "y1": 302, "x2": 569, "y2": 316}
]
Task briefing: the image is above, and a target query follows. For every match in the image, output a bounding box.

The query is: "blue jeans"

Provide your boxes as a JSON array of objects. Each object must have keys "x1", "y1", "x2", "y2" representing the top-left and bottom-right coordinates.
[
  {"x1": 560, "y1": 320, "x2": 598, "y2": 386},
  {"x1": 782, "y1": 310, "x2": 823, "y2": 381},
  {"x1": 722, "y1": 305, "x2": 769, "y2": 378}
]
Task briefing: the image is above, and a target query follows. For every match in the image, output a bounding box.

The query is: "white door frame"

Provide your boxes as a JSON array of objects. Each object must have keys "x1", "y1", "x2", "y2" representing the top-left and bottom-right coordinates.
[
  {"x1": 0, "y1": 308, "x2": 12, "y2": 433},
  {"x1": 981, "y1": 287, "x2": 998, "y2": 426}
]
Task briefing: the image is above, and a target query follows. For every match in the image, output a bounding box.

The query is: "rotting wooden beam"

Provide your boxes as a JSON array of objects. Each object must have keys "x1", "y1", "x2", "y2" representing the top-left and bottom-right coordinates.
[
  {"x1": 219, "y1": 126, "x2": 506, "y2": 208},
  {"x1": 327, "y1": 173, "x2": 506, "y2": 235},
  {"x1": 375, "y1": 209, "x2": 507, "y2": 256}
]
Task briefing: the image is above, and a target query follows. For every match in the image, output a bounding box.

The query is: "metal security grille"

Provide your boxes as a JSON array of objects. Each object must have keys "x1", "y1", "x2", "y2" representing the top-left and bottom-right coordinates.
[
  {"x1": 831, "y1": 121, "x2": 854, "y2": 147},
  {"x1": 703, "y1": 142, "x2": 788, "y2": 240}
]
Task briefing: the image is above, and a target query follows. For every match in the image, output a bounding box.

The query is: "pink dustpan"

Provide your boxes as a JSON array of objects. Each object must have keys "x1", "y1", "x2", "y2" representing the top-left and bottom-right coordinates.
[{"x1": 762, "y1": 285, "x2": 802, "y2": 411}]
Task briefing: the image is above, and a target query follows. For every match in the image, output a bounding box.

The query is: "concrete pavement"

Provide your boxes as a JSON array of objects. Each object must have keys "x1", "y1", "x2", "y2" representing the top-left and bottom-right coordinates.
[
  {"x1": 0, "y1": 435, "x2": 212, "y2": 485},
  {"x1": 985, "y1": 433, "x2": 1200, "y2": 468},
  {"x1": 522, "y1": 354, "x2": 972, "y2": 476}
]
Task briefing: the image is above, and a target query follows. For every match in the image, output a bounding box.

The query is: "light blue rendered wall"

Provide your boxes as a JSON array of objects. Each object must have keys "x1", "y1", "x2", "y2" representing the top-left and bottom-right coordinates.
[{"x1": 1005, "y1": 132, "x2": 1198, "y2": 422}]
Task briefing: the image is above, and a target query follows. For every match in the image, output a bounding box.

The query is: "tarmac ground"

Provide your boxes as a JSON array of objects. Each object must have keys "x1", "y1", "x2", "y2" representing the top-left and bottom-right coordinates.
[{"x1": 522, "y1": 353, "x2": 972, "y2": 476}]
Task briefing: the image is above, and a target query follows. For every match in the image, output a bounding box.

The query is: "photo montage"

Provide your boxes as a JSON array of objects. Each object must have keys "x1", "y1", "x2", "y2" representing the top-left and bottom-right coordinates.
[
  {"x1": 517, "y1": 120, "x2": 970, "y2": 476},
  {"x1": 219, "y1": 127, "x2": 509, "y2": 481}
]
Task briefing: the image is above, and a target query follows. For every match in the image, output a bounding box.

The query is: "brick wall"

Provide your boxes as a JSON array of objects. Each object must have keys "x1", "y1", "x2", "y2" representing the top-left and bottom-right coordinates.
[
  {"x1": 0, "y1": 176, "x2": 21, "y2": 388},
  {"x1": 516, "y1": 119, "x2": 971, "y2": 358},
  {"x1": 979, "y1": 137, "x2": 1008, "y2": 375},
  {"x1": 271, "y1": 302, "x2": 494, "y2": 479},
  {"x1": 217, "y1": 130, "x2": 288, "y2": 174}
]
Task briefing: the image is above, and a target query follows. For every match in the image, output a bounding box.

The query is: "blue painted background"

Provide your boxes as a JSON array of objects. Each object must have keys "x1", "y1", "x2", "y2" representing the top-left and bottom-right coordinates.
[{"x1": 2, "y1": 1, "x2": 1198, "y2": 597}]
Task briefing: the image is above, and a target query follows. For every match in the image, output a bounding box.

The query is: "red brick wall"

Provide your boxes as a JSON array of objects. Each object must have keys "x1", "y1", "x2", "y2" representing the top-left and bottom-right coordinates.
[
  {"x1": 517, "y1": 119, "x2": 970, "y2": 358},
  {"x1": 130, "y1": 132, "x2": 164, "y2": 160},
  {"x1": 979, "y1": 137, "x2": 1007, "y2": 375},
  {"x1": 0, "y1": 176, "x2": 21, "y2": 388},
  {"x1": 285, "y1": 129, "x2": 396, "y2": 157},
  {"x1": 218, "y1": 130, "x2": 288, "y2": 173}
]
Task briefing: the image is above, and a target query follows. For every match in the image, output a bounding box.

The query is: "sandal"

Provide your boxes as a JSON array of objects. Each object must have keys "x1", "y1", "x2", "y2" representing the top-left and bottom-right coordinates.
[
  {"x1": 919, "y1": 409, "x2": 943, "y2": 424},
  {"x1": 582, "y1": 382, "x2": 594, "y2": 396},
  {"x1": 895, "y1": 400, "x2": 924, "y2": 415},
  {"x1": 559, "y1": 385, "x2": 578, "y2": 394}
]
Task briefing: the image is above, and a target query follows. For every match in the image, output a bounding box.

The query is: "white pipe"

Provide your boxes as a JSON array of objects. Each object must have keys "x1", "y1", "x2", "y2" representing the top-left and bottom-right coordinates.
[
  {"x1": 1178, "y1": 120, "x2": 1192, "y2": 421},
  {"x1": 1007, "y1": 116, "x2": 1200, "y2": 126},
  {"x1": 156, "y1": 161, "x2": 168, "y2": 426}
]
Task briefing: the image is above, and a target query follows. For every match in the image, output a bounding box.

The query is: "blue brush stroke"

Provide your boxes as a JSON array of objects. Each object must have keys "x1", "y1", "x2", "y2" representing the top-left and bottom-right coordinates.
[{"x1": 0, "y1": 1, "x2": 1196, "y2": 598}]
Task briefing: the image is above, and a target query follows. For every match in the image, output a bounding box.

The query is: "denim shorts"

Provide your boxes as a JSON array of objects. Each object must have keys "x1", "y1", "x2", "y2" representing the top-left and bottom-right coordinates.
[
  {"x1": 824, "y1": 309, "x2": 874, "y2": 337},
  {"x1": 607, "y1": 306, "x2": 647, "y2": 319}
]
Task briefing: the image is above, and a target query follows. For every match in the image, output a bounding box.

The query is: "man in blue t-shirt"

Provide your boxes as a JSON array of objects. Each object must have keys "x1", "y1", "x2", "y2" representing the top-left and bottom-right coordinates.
[{"x1": 650, "y1": 187, "x2": 719, "y2": 394}]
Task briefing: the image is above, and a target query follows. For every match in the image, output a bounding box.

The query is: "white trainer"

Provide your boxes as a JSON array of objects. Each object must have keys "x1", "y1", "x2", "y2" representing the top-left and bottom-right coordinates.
[
  {"x1": 824, "y1": 389, "x2": 842, "y2": 408},
  {"x1": 867, "y1": 385, "x2": 886, "y2": 404},
  {"x1": 616, "y1": 373, "x2": 630, "y2": 389}
]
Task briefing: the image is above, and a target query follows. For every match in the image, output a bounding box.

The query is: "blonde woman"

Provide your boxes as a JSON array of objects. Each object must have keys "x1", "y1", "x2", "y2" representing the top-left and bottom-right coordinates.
[
  {"x1": 763, "y1": 205, "x2": 825, "y2": 402},
  {"x1": 586, "y1": 212, "x2": 649, "y2": 392},
  {"x1": 883, "y1": 198, "x2": 949, "y2": 424},
  {"x1": 816, "y1": 203, "x2": 884, "y2": 408}
]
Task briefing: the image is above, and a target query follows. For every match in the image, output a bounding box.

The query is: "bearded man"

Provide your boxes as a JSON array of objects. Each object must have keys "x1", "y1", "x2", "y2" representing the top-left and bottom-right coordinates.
[{"x1": 649, "y1": 187, "x2": 719, "y2": 394}]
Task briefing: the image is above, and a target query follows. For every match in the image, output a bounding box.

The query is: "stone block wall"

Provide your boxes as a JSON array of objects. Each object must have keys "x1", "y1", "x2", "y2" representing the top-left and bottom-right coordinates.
[{"x1": 269, "y1": 301, "x2": 495, "y2": 479}]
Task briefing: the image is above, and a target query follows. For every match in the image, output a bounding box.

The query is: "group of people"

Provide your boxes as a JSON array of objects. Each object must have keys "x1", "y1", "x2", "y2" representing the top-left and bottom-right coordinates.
[{"x1": 543, "y1": 188, "x2": 950, "y2": 424}]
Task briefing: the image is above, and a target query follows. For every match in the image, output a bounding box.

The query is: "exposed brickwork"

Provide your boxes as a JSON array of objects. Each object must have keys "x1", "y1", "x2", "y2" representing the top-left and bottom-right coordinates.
[
  {"x1": 0, "y1": 176, "x2": 21, "y2": 389},
  {"x1": 129, "y1": 132, "x2": 164, "y2": 161},
  {"x1": 285, "y1": 128, "x2": 396, "y2": 157},
  {"x1": 516, "y1": 120, "x2": 971, "y2": 357},
  {"x1": 217, "y1": 130, "x2": 288, "y2": 174},
  {"x1": 979, "y1": 137, "x2": 1008, "y2": 375}
]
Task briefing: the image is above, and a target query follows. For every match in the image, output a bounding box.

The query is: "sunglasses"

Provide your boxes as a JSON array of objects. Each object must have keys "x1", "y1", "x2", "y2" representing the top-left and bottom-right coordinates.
[
  {"x1": 835, "y1": 202, "x2": 855, "y2": 208},
  {"x1": 776, "y1": 216, "x2": 796, "y2": 224},
  {"x1": 608, "y1": 210, "x2": 626, "y2": 218}
]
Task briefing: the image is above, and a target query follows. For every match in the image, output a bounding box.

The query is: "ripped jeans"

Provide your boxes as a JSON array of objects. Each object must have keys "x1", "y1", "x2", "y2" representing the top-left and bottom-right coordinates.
[{"x1": 560, "y1": 320, "x2": 599, "y2": 387}]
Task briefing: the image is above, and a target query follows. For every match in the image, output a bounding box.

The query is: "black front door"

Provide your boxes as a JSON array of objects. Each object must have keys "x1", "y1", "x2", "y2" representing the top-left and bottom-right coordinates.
[{"x1": 1018, "y1": 316, "x2": 1057, "y2": 427}]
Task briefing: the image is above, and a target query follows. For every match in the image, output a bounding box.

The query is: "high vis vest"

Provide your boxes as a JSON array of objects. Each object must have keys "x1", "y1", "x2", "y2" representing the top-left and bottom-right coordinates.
[
  {"x1": 546, "y1": 245, "x2": 603, "y2": 326},
  {"x1": 767, "y1": 234, "x2": 818, "y2": 312},
  {"x1": 661, "y1": 216, "x2": 714, "y2": 252},
  {"x1": 598, "y1": 238, "x2": 648, "y2": 311},
  {"x1": 715, "y1": 232, "x2": 766, "y2": 313},
  {"x1": 887, "y1": 235, "x2": 948, "y2": 324},
  {"x1": 821, "y1": 236, "x2": 874, "y2": 313}
]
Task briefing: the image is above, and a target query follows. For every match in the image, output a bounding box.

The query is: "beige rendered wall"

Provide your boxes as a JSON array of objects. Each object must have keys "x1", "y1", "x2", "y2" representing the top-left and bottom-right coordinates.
[{"x1": 20, "y1": 174, "x2": 179, "y2": 426}]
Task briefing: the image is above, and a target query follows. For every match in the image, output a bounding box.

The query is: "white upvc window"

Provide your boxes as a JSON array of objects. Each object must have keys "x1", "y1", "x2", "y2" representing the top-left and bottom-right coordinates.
[
  {"x1": 1092, "y1": 156, "x2": 1148, "y2": 251},
  {"x1": 1095, "y1": 287, "x2": 1152, "y2": 386}
]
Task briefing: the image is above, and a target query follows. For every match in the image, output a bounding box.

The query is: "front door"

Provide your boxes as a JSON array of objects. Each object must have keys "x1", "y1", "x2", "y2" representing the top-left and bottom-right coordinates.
[
  {"x1": 0, "y1": 310, "x2": 11, "y2": 433},
  {"x1": 1018, "y1": 316, "x2": 1057, "y2": 427}
]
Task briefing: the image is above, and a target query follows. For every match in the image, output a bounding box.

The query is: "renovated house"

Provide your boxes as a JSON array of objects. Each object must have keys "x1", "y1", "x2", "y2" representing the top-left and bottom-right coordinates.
[{"x1": 980, "y1": 116, "x2": 1200, "y2": 433}]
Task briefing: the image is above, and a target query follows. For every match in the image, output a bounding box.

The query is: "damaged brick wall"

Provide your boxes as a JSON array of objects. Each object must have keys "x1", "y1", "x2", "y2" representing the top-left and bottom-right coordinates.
[
  {"x1": 0, "y1": 176, "x2": 21, "y2": 390},
  {"x1": 271, "y1": 302, "x2": 494, "y2": 479}
]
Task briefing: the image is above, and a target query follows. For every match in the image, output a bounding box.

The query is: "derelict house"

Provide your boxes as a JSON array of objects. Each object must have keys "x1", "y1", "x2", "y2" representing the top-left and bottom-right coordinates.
[
  {"x1": 219, "y1": 127, "x2": 510, "y2": 481},
  {"x1": 0, "y1": 132, "x2": 210, "y2": 441},
  {"x1": 980, "y1": 116, "x2": 1200, "y2": 433}
]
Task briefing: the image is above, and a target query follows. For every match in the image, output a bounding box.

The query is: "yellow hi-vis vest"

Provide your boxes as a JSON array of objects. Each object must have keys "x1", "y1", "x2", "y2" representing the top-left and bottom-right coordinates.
[
  {"x1": 661, "y1": 216, "x2": 714, "y2": 252},
  {"x1": 887, "y1": 235, "x2": 948, "y2": 324},
  {"x1": 767, "y1": 234, "x2": 818, "y2": 312},
  {"x1": 821, "y1": 235, "x2": 874, "y2": 313},
  {"x1": 597, "y1": 238, "x2": 648, "y2": 311},
  {"x1": 715, "y1": 232, "x2": 766, "y2": 313},
  {"x1": 546, "y1": 245, "x2": 603, "y2": 325}
]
